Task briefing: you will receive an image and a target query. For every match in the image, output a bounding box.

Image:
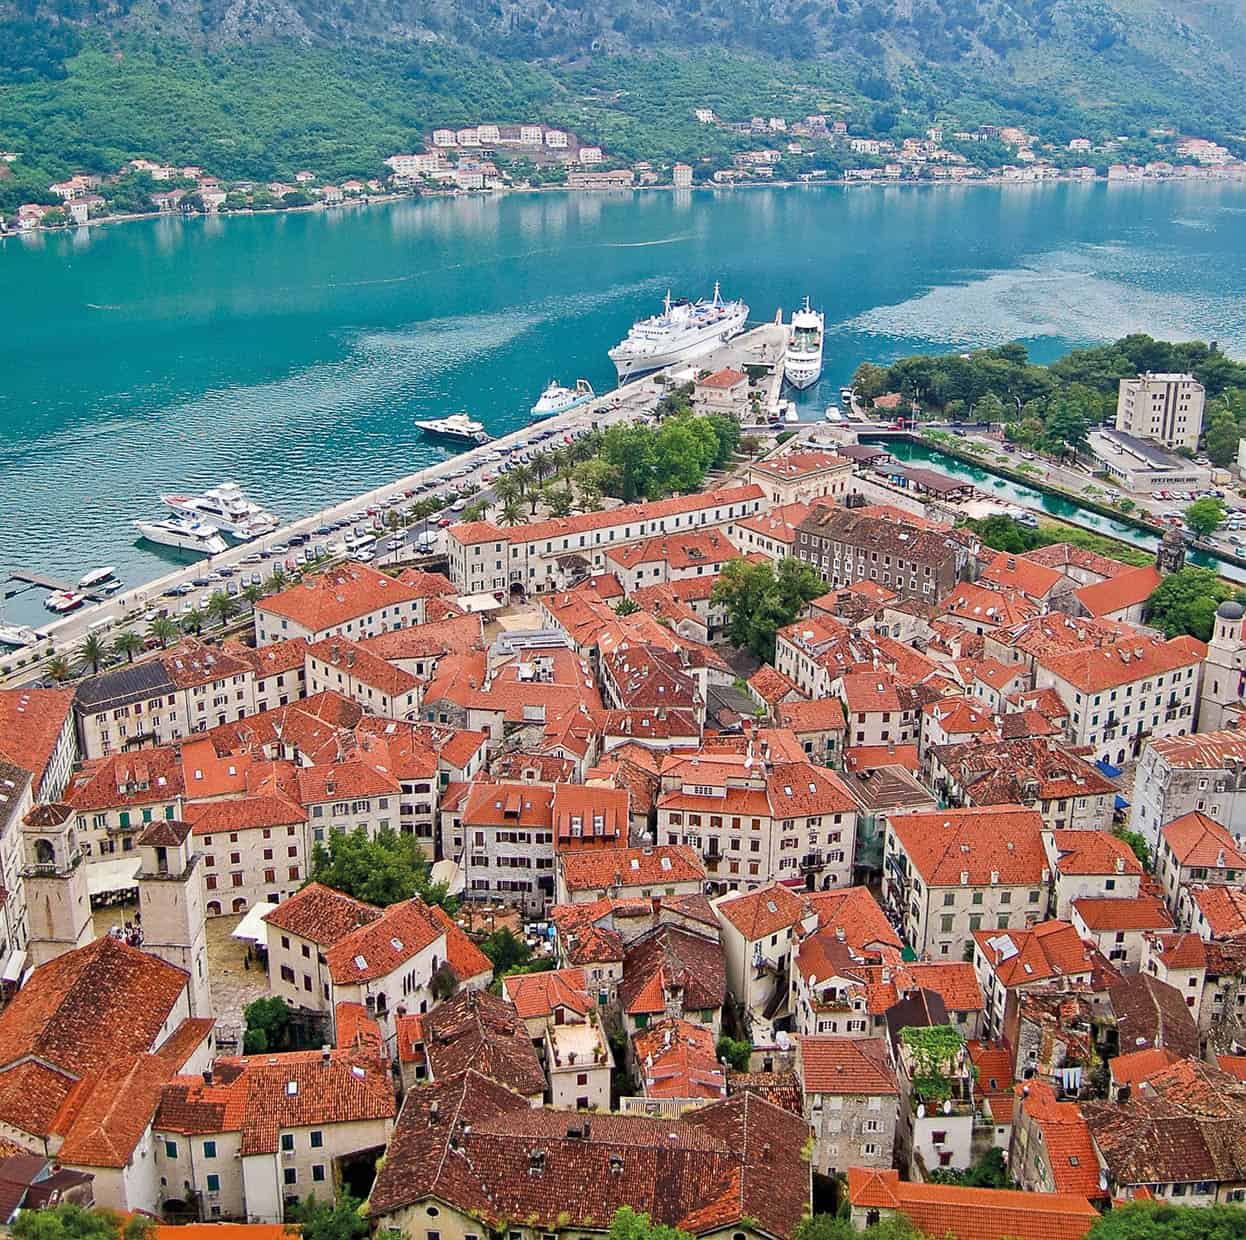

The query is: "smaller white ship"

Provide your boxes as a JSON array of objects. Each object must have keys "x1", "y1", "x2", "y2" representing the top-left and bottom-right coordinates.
[
  {"x1": 0, "y1": 622, "x2": 40, "y2": 648},
  {"x1": 840, "y1": 387, "x2": 854, "y2": 406},
  {"x1": 783, "y1": 297, "x2": 824, "y2": 390},
  {"x1": 161, "y1": 482, "x2": 278, "y2": 540},
  {"x1": 79, "y1": 566, "x2": 118, "y2": 591},
  {"x1": 45, "y1": 590, "x2": 86, "y2": 614},
  {"x1": 530, "y1": 379, "x2": 594, "y2": 421},
  {"x1": 134, "y1": 516, "x2": 228, "y2": 555},
  {"x1": 415, "y1": 413, "x2": 492, "y2": 445}
]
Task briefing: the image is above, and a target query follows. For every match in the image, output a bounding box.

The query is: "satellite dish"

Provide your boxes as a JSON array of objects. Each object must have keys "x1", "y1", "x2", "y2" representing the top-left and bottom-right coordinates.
[
  {"x1": 916, "y1": 1104, "x2": 926, "y2": 1119},
  {"x1": 943, "y1": 1099, "x2": 953, "y2": 1115}
]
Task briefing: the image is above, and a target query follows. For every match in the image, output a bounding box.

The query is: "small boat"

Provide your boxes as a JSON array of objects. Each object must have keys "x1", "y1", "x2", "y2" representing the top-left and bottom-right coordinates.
[
  {"x1": 45, "y1": 590, "x2": 86, "y2": 614},
  {"x1": 782, "y1": 401, "x2": 800, "y2": 425},
  {"x1": 825, "y1": 406, "x2": 843, "y2": 423},
  {"x1": 840, "y1": 387, "x2": 853, "y2": 405},
  {"x1": 415, "y1": 413, "x2": 492, "y2": 445},
  {"x1": 530, "y1": 378, "x2": 595, "y2": 421},
  {"x1": 79, "y1": 566, "x2": 118, "y2": 591}
]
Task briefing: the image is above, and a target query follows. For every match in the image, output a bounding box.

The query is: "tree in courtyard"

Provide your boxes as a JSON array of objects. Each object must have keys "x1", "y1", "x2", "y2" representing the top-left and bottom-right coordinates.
[
  {"x1": 927, "y1": 1146, "x2": 1011, "y2": 1187},
  {"x1": 1184, "y1": 497, "x2": 1226, "y2": 539},
  {"x1": 613, "y1": 598, "x2": 640, "y2": 616},
  {"x1": 243, "y1": 995, "x2": 292, "y2": 1054},
  {"x1": 78, "y1": 633, "x2": 106, "y2": 674},
  {"x1": 148, "y1": 615, "x2": 180, "y2": 647},
  {"x1": 712, "y1": 556, "x2": 825, "y2": 663},
  {"x1": 499, "y1": 497, "x2": 527, "y2": 527},
  {"x1": 716, "y1": 1035, "x2": 751, "y2": 1072},
  {"x1": 1086, "y1": 1201, "x2": 1246, "y2": 1240},
  {"x1": 286, "y1": 1193, "x2": 369, "y2": 1240},
  {"x1": 113, "y1": 631, "x2": 143, "y2": 662},
  {"x1": 1146, "y1": 566, "x2": 1241, "y2": 640},
  {"x1": 608, "y1": 1207, "x2": 696, "y2": 1240},
  {"x1": 309, "y1": 826, "x2": 454, "y2": 910},
  {"x1": 543, "y1": 484, "x2": 575, "y2": 518},
  {"x1": 480, "y1": 927, "x2": 531, "y2": 975},
  {"x1": 1113, "y1": 825, "x2": 1152, "y2": 873}
]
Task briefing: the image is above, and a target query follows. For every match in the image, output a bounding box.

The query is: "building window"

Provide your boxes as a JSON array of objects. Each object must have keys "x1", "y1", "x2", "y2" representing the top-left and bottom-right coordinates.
[
  {"x1": 313, "y1": 1165, "x2": 326, "y2": 1183},
  {"x1": 284, "y1": 1168, "x2": 297, "y2": 1186},
  {"x1": 206, "y1": 1174, "x2": 220, "y2": 1192},
  {"x1": 203, "y1": 1140, "x2": 217, "y2": 1158},
  {"x1": 310, "y1": 1130, "x2": 323, "y2": 1148},
  {"x1": 164, "y1": 1140, "x2": 178, "y2": 1159},
  {"x1": 281, "y1": 1134, "x2": 294, "y2": 1152}
]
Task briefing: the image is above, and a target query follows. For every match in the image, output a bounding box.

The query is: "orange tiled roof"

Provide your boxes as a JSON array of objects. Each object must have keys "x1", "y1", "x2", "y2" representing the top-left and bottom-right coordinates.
[
  {"x1": 1162, "y1": 811, "x2": 1246, "y2": 868},
  {"x1": 0, "y1": 687, "x2": 74, "y2": 790},
  {"x1": 257, "y1": 563, "x2": 421, "y2": 630},
  {"x1": 777, "y1": 697, "x2": 847, "y2": 733},
  {"x1": 1016, "y1": 1080, "x2": 1106, "y2": 1198},
  {"x1": 979, "y1": 551, "x2": 1063, "y2": 599},
  {"x1": 502, "y1": 968, "x2": 590, "y2": 1020},
  {"x1": 799, "y1": 1036, "x2": 898, "y2": 1095},
  {"x1": 890, "y1": 805, "x2": 1046, "y2": 886},
  {"x1": 1039, "y1": 634, "x2": 1204, "y2": 693},
  {"x1": 1048, "y1": 830, "x2": 1142, "y2": 877},
  {"x1": 185, "y1": 793, "x2": 306, "y2": 836},
  {"x1": 716, "y1": 883, "x2": 810, "y2": 941},
  {"x1": 803, "y1": 887, "x2": 901, "y2": 951},
  {"x1": 1110, "y1": 1047, "x2": 1182, "y2": 1088},
  {"x1": 306, "y1": 636, "x2": 421, "y2": 697},
  {"x1": 973, "y1": 921, "x2": 1096, "y2": 988},
  {"x1": 560, "y1": 844, "x2": 704, "y2": 894},
  {"x1": 1188, "y1": 883, "x2": 1246, "y2": 937},
  {"x1": 635, "y1": 1017, "x2": 725, "y2": 1100},
  {"x1": 262, "y1": 882, "x2": 381, "y2": 946},
  {"x1": 847, "y1": 1168, "x2": 1097, "y2": 1240},
  {"x1": 324, "y1": 898, "x2": 444, "y2": 984},
  {"x1": 426, "y1": 904, "x2": 493, "y2": 983},
  {"x1": 1072, "y1": 895, "x2": 1173, "y2": 932}
]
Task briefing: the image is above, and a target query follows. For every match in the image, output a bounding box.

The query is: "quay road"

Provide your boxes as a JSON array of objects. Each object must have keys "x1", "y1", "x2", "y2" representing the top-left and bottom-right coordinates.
[{"x1": 1, "y1": 323, "x2": 787, "y2": 687}]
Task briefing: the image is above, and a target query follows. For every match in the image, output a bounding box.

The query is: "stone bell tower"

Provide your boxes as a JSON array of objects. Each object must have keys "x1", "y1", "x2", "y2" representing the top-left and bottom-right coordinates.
[
  {"x1": 136, "y1": 818, "x2": 211, "y2": 1018},
  {"x1": 1198, "y1": 600, "x2": 1246, "y2": 733},
  {"x1": 22, "y1": 802, "x2": 92, "y2": 968}
]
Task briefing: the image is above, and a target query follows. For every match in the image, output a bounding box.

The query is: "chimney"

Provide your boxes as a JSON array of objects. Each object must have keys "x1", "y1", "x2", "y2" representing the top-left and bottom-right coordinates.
[
  {"x1": 202, "y1": 1068, "x2": 214, "y2": 1086},
  {"x1": 321, "y1": 1044, "x2": 332, "y2": 1064}
]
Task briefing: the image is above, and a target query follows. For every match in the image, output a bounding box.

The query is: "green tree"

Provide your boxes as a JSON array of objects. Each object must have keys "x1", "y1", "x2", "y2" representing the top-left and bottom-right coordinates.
[
  {"x1": 113, "y1": 630, "x2": 143, "y2": 662},
  {"x1": 851, "y1": 361, "x2": 889, "y2": 403},
  {"x1": 927, "y1": 1146, "x2": 1011, "y2": 1187},
  {"x1": 309, "y1": 826, "x2": 455, "y2": 909},
  {"x1": 243, "y1": 995, "x2": 291, "y2": 1054},
  {"x1": 286, "y1": 1192, "x2": 370, "y2": 1240},
  {"x1": 493, "y1": 472, "x2": 522, "y2": 506},
  {"x1": 499, "y1": 497, "x2": 527, "y2": 527},
  {"x1": 78, "y1": 633, "x2": 107, "y2": 674},
  {"x1": 1184, "y1": 496, "x2": 1226, "y2": 539},
  {"x1": 1086, "y1": 1201, "x2": 1246, "y2": 1240},
  {"x1": 243, "y1": 583, "x2": 265, "y2": 608},
  {"x1": 715, "y1": 1035, "x2": 751, "y2": 1072},
  {"x1": 12, "y1": 1203, "x2": 124, "y2": 1240},
  {"x1": 148, "y1": 615, "x2": 180, "y2": 647},
  {"x1": 614, "y1": 598, "x2": 640, "y2": 616},
  {"x1": 1147, "y1": 566, "x2": 1239, "y2": 640},
  {"x1": 713, "y1": 556, "x2": 824, "y2": 663},
  {"x1": 608, "y1": 1207, "x2": 696, "y2": 1240},
  {"x1": 46, "y1": 654, "x2": 72, "y2": 683},
  {"x1": 1113, "y1": 825, "x2": 1152, "y2": 873},
  {"x1": 181, "y1": 606, "x2": 205, "y2": 635},
  {"x1": 480, "y1": 927, "x2": 532, "y2": 975},
  {"x1": 206, "y1": 589, "x2": 238, "y2": 628},
  {"x1": 793, "y1": 1215, "x2": 922, "y2": 1240},
  {"x1": 543, "y1": 484, "x2": 575, "y2": 517},
  {"x1": 1204, "y1": 405, "x2": 1243, "y2": 469},
  {"x1": 975, "y1": 392, "x2": 1005, "y2": 424},
  {"x1": 462, "y1": 499, "x2": 489, "y2": 522}
]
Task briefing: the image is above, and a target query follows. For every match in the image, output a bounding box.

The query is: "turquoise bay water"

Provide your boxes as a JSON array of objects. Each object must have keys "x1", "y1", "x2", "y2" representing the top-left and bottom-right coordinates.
[{"x1": 4, "y1": 180, "x2": 1246, "y2": 620}]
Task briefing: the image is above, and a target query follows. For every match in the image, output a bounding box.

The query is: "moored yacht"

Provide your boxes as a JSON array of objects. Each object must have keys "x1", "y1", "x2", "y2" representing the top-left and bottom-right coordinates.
[
  {"x1": 530, "y1": 379, "x2": 594, "y2": 421},
  {"x1": 134, "y1": 516, "x2": 228, "y2": 555},
  {"x1": 45, "y1": 591, "x2": 86, "y2": 614},
  {"x1": 161, "y1": 481, "x2": 278, "y2": 540},
  {"x1": 415, "y1": 413, "x2": 492, "y2": 445},
  {"x1": 79, "y1": 566, "x2": 118, "y2": 591},
  {"x1": 783, "y1": 297, "x2": 824, "y2": 390},
  {"x1": 608, "y1": 282, "x2": 749, "y2": 381}
]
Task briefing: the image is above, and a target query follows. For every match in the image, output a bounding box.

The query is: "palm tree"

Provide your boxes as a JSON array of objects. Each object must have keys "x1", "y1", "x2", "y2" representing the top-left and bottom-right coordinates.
[
  {"x1": 266, "y1": 568, "x2": 287, "y2": 594},
  {"x1": 181, "y1": 607, "x2": 204, "y2": 636},
  {"x1": 243, "y1": 583, "x2": 264, "y2": 609},
  {"x1": 113, "y1": 631, "x2": 143, "y2": 663},
  {"x1": 499, "y1": 497, "x2": 527, "y2": 527},
  {"x1": 494, "y1": 473, "x2": 521, "y2": 507},
  {"x1": 206, "y1": 590, "x2": 237, "y2": 628},
  {"x1": 509, "y1": 463, "x2": 533, "y2": 495},
  {"x1": 46, "y1": 654, "x2": 72, "y2": 683},
  {"x1": 529, "y1": 450, "x2": 553, "y2": 485},
  {"x1": 79, "y1": 633, "x2": 106, "y2": 674},
  {"x1": 544, "y1": 485, "x2": 575, "y2": 519},
  {"x1": 549, "y1": 446, "x2": 571, "y2": 483},
  {"x1": 571, "y1": 432, "x2": 601, "y2": 464},
  {"x1": 148, "y1": 616, "x2": 179, "y2": 648}
]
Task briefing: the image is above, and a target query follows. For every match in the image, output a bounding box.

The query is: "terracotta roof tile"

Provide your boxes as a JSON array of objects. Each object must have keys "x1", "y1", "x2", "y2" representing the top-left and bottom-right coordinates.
[
  {"x1": 1072, "y1": 895, "x2": 1173, "y2": 932},
  {"x1": 635, "y1": 1017, "x2": 726, "y2": 1099},
  {"x1": 892, "y1": 805, "x2": 1046, "y2": 886},
  {"x1": 620, "y1": 927, "x2": 725, "y2": 1016},
  {"x1": 324, "y1": 898, "x2": 444, "y2": 984},
  {"x1": 715, "y1": 884, "x2": 810, "y2": 941},
  {"x1": 799, "y1": 1036, "x2": 897, "y2": 1095},
  {"x1": 418, "y1": 990, "x2": 546, "y2": 1096},
  {"x1": 1038, "y1": 634, "x2": 1205, "y2": 693},
  {"x1": 973, "y1": 921, "x2": 1097, "y2": 988},
  {"x1": 502, "y1": 968, "x2": 590, "y2": 1020},
  {"x1": 561, "y1": 844, "x2": 704, "y2": 894},
  {"x1": 257, "y1": 563, "x2": 422, "y2": 631},
  {"x1": 0, "y1": 687, "x2": 74, "y2": 791},
  {"x1": 262, "y1": 882, "x2": 381, "y2": 945},
  {"x1": 1162, "y1": 811, "x2": 1246, "y2": 868},
  {"x1": 1048, "y1": 830, "x2": 1142, "y2": 877}
]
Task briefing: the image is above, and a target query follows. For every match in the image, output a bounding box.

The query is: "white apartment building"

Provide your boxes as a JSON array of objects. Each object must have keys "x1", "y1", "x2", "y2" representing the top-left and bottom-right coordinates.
[
  {"x1": 1115, "y1": 372, "x2": 1206, "y2": 450},
  {"x1": 153, "y1": 1047, "x2": 396, "y2": 1223},
  {"x1": 657, "y1": 752, "x2": 858, "y2": 893},
  {"x1": 74, "y1": 641, "x2": 256, "y2": 759},
  {"x1": 461, "y1": 781, "x2": 556, "y2": 914},
  {"x1": 1042, "y1": 829, "x2": 1143, "y2": 920},
  {"x1": 1034, "y1": 634, "x2": 1203, "y2": 766},
  {"x1": 445, "y1": 484, "x2": 765, "y2": 596},
  {"x1": 1129, "y1": 728, "x2": 1246, "y2": 854},
  {"x1": 254, "y1": 564, "x2": 423, "y2": 647},
  {"x1": 882, "y1": 805, "x2": 1049, "y2": 960},
  {"x1": 304, "y1": 638, "x2": 420, "y2": 719}
]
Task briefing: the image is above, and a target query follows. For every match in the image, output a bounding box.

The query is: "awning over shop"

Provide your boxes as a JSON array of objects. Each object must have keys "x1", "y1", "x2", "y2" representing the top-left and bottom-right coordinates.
[
  {"x1": 231, "y1": 901, "x2": 277, "y2": 947},
  {"x1": 86, "y1": 856, "x2": 141, "y2": 898}
]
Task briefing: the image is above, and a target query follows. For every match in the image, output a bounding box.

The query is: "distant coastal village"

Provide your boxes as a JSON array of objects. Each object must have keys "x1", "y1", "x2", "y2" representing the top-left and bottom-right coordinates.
[{"x1": 3, "y1": 109, "x2": 1245, "y2": 235}]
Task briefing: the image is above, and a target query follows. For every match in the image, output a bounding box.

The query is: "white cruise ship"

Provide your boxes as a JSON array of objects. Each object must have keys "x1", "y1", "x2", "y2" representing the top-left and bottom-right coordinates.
[
  {"x1": 530, "y1": 378, "x2": 594, "y2": 421},
  {"x1": 161, "y1": 482, "x2": 278, "y2": 540},
  {"x1": 134, "y1": 516, "x2": 228, "y2": 555},
  {"x1": 783, "y1": 297, "x2": 824, "y2": 390},
  {"x1": 415, "y1": 413, "x2": 492, "y2": 445},
  {"x1": 608, "y1": 283, "x2": 749, "y2": 381}
]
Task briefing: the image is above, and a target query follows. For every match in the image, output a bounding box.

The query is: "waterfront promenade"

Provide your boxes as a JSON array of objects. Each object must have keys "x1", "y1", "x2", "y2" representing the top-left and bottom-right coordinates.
[{"x1": 0, "y1": 322, "x2": 787, "y2": 685}]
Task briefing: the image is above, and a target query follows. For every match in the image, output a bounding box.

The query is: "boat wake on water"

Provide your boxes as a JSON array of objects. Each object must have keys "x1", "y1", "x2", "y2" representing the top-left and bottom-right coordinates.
[{"x1": 604, "y1": 235, "x2": 694, "y2": 248}]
